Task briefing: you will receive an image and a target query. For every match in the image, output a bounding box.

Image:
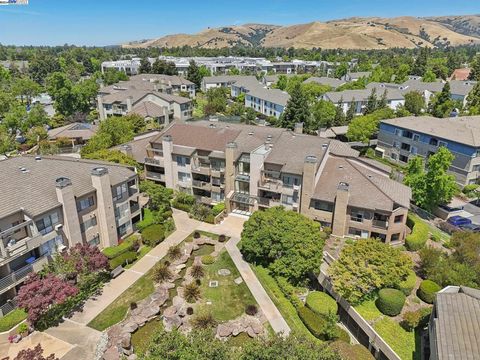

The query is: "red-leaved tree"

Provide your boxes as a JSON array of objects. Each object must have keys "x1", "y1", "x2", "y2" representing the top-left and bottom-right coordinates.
[
  {"x1": 65, "y1": 243, "x2": 109, "y2": 273},
  {"x1": 16, "y1": 273, "x2": 78, "y2": 324},
  {"x1": 11, "y1": 344, "x2": 58, "y2": 360}
]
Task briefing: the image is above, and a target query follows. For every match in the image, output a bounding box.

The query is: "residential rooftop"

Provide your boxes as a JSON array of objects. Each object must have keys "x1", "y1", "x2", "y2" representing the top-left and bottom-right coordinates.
[{"x1": 47, "y1": 122, "x2": 98, "y2": 141}]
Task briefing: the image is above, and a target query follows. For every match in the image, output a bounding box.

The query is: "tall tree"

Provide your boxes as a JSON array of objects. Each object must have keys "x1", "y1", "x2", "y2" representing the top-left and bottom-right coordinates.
[
  {"x1": 404, "y1": 91, "x2": 425, "y2": 116},
  {"x1": 429, "y1": 82, "x2": 455, "y2": 118},
  {"x1": 345, "y1": 99, "x2": 356, "y2": 122},
  {"x1": 412, "y1": 48, "x2": 429, "y2": 76},
  {"x1": 363, "y1": 88, "x2": 378, "y2": 115},
  {"x1": 466, "y1": 82, "x2": 480, "y2": 115},
  {"x1": 139, "y1": 57, "x2": 152, "y2": 74},
  {"x1": 468, "y1": 55, "x2": 480, "y2": 81},
  {"x1": 280, "y1": 82, "x2": 310, "y2": 130},
  {"x1": 311, "y1": 99, "x2": 336, "y2": 129},
  {"x1": 186, "y1": 60, "x2": 202, "y2": 89},
  {"x1": 333, "y1": 99, "x2": 346, "y2": 126}
]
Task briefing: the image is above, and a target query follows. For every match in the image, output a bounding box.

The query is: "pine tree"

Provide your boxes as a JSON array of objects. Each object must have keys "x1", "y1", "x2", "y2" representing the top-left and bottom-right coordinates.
[
  {"x1": 378, "y1": 90, "x2": 388, "y2": 109},
  {"x1": 139, "y1": 58, "x2": 151, "y2": 74},
  {"x1": 469, "y1": 55, "x2": 480, "y2": 81},
  {"x1": 345, "y1": 99, "x2": 356, "y2": 122},
  {"x1": 429, "y1": 82, "x2": 454, "y2": 118},
  {"x1": 363, "y1": 88, "x2": 378, "y2": 115},
  {"x1": 186, "y1": 60, "x2": 202, "y2": 88},
  {"x1": 281, "y1": 83, "x2": 310, "y2": 130},
  {"x1": 466, "y1": 82, "x2": 480, "y2": 114},
  {"x1": 333, "y1": 97, "x2": 346, "y2": 126},
  {"x1": 413, "y1": 48, "x2": 429, "y2": 76}
]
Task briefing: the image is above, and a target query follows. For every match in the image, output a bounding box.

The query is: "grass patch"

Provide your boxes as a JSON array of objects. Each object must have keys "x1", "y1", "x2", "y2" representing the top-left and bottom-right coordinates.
[
  {"x1": 88, "y1": 270, "x2": 156, "y2": 331},
  {"x1": 374, "y1": 318, "x2": 418, "y2": 360},
  {"x1": 354, "y1": 299, "x2": 382, "y2": 322},
  {"x1": 200, "y1": 250, "x2": 256, "y2": 322},
  {"x1": 0, "y1": 309, "x2": 27, "y2": 332},
  {"x1": 131, "y1": 319, "x2": 163, "y2": 355},
  {"x1": 252, "y1": 265, "x2": 319, "y2": 343}
]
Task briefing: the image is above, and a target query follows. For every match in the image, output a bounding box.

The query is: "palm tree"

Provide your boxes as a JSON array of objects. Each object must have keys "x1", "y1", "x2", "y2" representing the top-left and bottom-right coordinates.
[
  {"x1": 167, "y1": 245, "x2": 182, "y2": 261},
  {"x1": 184, "y1": 282, "x2": 201, "y2": 303},
  {"x1": 190, "y1": 264, "x2": 205, "y2": 279},
  {"x1": 152, "y1": 263, "x2": 172, "y2": 283}
]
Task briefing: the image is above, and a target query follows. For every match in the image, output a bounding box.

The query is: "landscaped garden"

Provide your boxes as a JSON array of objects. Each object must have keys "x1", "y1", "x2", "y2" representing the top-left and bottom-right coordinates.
[{"x1": 89, "y1": 230, "x2": 265, "y2": 358}]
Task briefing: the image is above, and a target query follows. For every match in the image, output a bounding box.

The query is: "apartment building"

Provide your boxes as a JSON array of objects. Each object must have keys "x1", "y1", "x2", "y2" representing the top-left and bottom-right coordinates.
[
  {"x1": 128, "y1": 74, "x2": 196, "y2": 98},
  {"x1": 97, "y1": 88, "x2": 193, "y2": 123},
  {"x1": 377, "y1": 116, "x2": 480, "y2": 186},
  {"x1": 428, "y1": 286, "x2": 480, "y2": 360},
  {"x1": 0, "y1": 156, "x2": 142, "y2": 317},
  {"x1": 101, "y1": 58, "x2": 141, "y2": 75},
  {"x1": 140, "y1": 121, "x2": 410, "y2": 245}
]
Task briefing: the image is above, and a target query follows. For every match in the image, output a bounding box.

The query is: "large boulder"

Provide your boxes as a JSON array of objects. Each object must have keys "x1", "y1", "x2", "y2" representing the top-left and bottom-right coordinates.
[
  {"x1": 217, "y1": 323, "x2": 232, "y2": 338},
  {"x1": 163, "y1": 315, "x2": 182, "y2": 331},
  {"x1": 122, "y1": 322, "x2": 138, "y2": 334},
  {"x1": 119, "y1": 332, "x2": 131, "y2": 349}
]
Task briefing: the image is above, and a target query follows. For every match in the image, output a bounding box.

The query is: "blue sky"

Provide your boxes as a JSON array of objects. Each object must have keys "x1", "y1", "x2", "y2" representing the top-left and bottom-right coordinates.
[{"x1": 0, "y1": 0, "x2": 479, "y2": 46}]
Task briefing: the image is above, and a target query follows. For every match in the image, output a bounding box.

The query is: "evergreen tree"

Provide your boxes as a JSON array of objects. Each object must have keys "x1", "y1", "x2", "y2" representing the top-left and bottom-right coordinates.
[
  {"x1": 466, "y1": 82, "x2": 480, "y2": 115},
  {"x1": 412, "y1": 48, "x2": 429, "y2": 76},
  {"x1": 363, "y1": 88, "x2": 378, "y2": 115},
  {"x1": 378, "y1": 90, "x2": 388, "y2": 109},
  {"x1": 186, "y1": 60, "x2": 202, "y2": 88},
  {"x1": 429, "y1": 82, "x2": 455, "y2": 118},
  {"x1": 345, "y1": 98, "x2": 356, "y2": 122},
  {"x1": 469, "y1": 55, "x2": 480, "y2": 81},
  {"x1": 333, "y1": 97, "x2": 346, "y2": 126},
  {"x1": 139, "y1": 57, "x2": 151, "y2": 74},
  {"x1": 280, "y1": 82, "x2": 310, "y2": 130}
]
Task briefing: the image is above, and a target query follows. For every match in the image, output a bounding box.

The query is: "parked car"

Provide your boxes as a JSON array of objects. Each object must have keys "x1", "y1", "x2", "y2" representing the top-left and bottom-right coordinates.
[
  {"x1": 459, "y1": 223, "x2": 480, "y2": 232},
  {"x1": 447, "y1": 216, "x2": 472, "y2": 227}
]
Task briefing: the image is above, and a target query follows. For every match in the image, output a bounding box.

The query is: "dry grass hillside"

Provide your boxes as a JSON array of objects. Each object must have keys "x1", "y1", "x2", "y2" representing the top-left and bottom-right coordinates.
[{"x1": 124, "y1": 15, "x2": 480, "y2": 50}]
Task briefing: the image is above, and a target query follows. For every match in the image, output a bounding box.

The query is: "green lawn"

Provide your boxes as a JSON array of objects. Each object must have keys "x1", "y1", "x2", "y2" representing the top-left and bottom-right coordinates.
[
  {"x1": 0, "y1": 309, "x2": 27, "y2": 332},
  {"x1": 252, "y1": 265, "x2": 320, "y2": 343},
  {"x1": 200, "y1": 250, "x2": 256, "y2": 322},
  {"x1": 131, "y1": 319, "x2": 164, "y2": 356},
  {"x1": 125, "y1": 245, "x2": 152, "y2": 269},
  {"x1": 88, "y1": 269, "x2": 156, "y2": 331},
  {"x1": 355, "y1": 299, "x2": 419, "y2": 360}
]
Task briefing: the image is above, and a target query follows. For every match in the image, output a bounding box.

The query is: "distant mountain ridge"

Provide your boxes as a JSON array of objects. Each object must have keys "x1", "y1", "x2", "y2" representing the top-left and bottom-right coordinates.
[{"x1": 123, "y1": 15, "x2": 480, "y2": 50}]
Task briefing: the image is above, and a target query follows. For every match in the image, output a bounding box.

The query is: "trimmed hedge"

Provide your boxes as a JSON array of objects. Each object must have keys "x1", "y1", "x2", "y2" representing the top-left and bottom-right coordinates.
[
  {"x1": 211, "y1": 203, "x2": 225, "y2": 216},
  {"x1": 171, "y1": 201, "x2": 192, "y2": 213},
  {"x1": 276, "y1": 277, "x2": 303, "y2": 309},
  {"x1": 109, "y1": 251, "x2": 137, "y2": 269},
  {"x1": 201, "y1": 255, "x2": 215, "y2": 265},
  {"x1": 306, "y1": 291, "x2": 338, "y2": 316},
  {"x1": 141, "y1": 224, "x2": 166, "y2": 247},
  {"x1": 335, "y1": 326, "x2": 351, "y2": 343},
  {"x1": 330, "y1": 341, "x2": 374, "y2": 360},
  {"x1": 417, "y1": 280, "x2": 441, "y2": 304},
  {"x1": 298, "y1": 306, "x2": 327, "y2": 339},
  {"x1": 405, "y1": 214, "x2": 429, "y2": 251},
  {"x1": 102, "y1": 236, "x2": 136, "y2": 259},
  {"x1": 0, "y1": 309, "x2": 27, "y2": 332},
  {"x1": 397, "y1": 270, "x2": 417, "y2": 296},
  {"x1": 376, "y1": 288, "x2": 406, "y2": 316}
]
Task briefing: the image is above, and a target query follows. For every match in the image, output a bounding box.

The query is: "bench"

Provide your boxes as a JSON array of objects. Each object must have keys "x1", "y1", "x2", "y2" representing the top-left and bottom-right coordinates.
[{"x1": 110, "y1": 265, "x2": 124, "y2": 278}]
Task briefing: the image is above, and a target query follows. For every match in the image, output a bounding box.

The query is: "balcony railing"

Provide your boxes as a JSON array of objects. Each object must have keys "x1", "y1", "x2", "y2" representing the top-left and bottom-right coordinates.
[
  {"x1": 0, "y1": 256, "x2": 48, "y2": 295},
  {"x1": 145, "y1": 171, "x2": 165, "y2": 181},
  {"x1": 145, "y1": 157, "x2": 162, "y2": 166},
  {"x1": 372, "y1": 219, "x2": 389, "y2": 229},
  {"x1": 130, "y1": 203, "x2": 140, "y2": 214},
  {"x1": 0, "y1": 299, "x2": 17, "y2": 317},
  {"x1": 192, "y1": 180, "x2": 211, "y2": 190},
  {"x1": 350, "y1": 216, "x2": 364, "y2": 223}
]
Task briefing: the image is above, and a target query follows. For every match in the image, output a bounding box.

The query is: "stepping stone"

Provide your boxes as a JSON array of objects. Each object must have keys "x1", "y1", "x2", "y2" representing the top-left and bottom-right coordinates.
[
  {"x1": 234, "y1": 277, "x2": 243, "y2": 285},
  {"x1": 209, "y1": 280, "x2": 219, "y2": 288},
  {"x1": 218, "y1": 268, "x2": 231, "y2": 276},
  {"x1": 252, "y1": 323, "x2": 264, "y2": 334}
]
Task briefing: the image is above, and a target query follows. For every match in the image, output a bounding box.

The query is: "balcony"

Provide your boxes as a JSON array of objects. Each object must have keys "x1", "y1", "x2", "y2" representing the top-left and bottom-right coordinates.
[
  {"x1": 145, "y1": 171, "x2": 165, "y2": 182},
  {"x1": 350, "y1": 216, "x2": 364, "y2": 223},
  {"x1": 0, "y1": 256, "x2": 49, "y2": 295},
  {"x1": 257, "y1": 197, "x2": 281, "y2": 207},
  {"x1": 211, "y1": 169, "x2": 224, "y2": 178},
  {"x1": 372, "y1": 219, "x2": 389, "y2": 229},
  {"x1": 130, "y1": 202, "x2": 140, "y2": 215},
  {"x1": 191, "y1": 165, "x2": 210, "y2": 176},
  {"x1": 0, "y1": 224, "x2": 44, "y2": 261},
  {"x1": 192, "y1": 180, "x2": 212, "y2": 191},
  {"x1": 195, "y1": 195, "x2": 213, "y2": 205},
  {"x1": 145, "y1": 157, "x2": 163, "y2": 167}
]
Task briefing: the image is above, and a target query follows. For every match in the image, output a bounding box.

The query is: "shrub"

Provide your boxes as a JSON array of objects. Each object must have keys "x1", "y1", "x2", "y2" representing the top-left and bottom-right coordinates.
[
  {"x1": 330, "y1": 341, "x2": 374, "y2": 360},
  {"x1": 376, "y1": 288, "x2": 406, "y2": 316},
  {"x1": 323, "y1": 226, "x2": 332, "y2": 236},
  {"x1": 102, "y1": 237, "x2": 135, "y2": 259},
  {"x1": 184, "y1": 282, "x2": 201, "y2": 303},
  {"x1": 191, "y1": 310, "x2": 216, "y2": 329},
  {"x1": 167, "y1": 245, "x2": 182, "y2": 261},
  {"x1": 401, "y1": 310, "x2": 421, "y2": 331},
  {"x1": 190, "y1": 264, "x2": 205, "y2": 279},
  {"x1": 397, "y1": 270, "x2": 417, "y2": 296},
  {"x1": 109, "y1": 251, "x2": 137, "y2": 269},
  {"x1": 297, "y1": 306, "x2": 326, "y2": 339},
  {"x1": 152, "y1": 263, "x2": 173, "y2": 283},
  {"x1": 218, "y1": 234, "x2": 227, "y2": 243},
  {"x1": 141, "y1": 224, "x2": 166, "y2": 247},
  {"x1": 462, "y1": 184, "x2": 478, "y2": 197},
  {"x1": 0, "y1": 309, "x2": 27, "y2": 332},
  {"x1": 211, "y1": 203, "x2": 225, "y2": 216},
  {"x1": 186, "y1": 307, "x2": 194, "y2": 315},
  {"x1": 245, "y1": 304, "x2": 258, "y2": 316},
  {"x1": 193, "y1": 231, "x2": 201, "y2": 239},
  {"x1": 335, "y1": 326, "x2": 351, "y2": 343},
  {"x1": 171, "y1": 201, "x2": 192, "y2": 212},
  {"x1": 130, "y1": 302, "x2": 137, "y2": 310},
  {"x1": 17, "y1": 322, "x2": 28, "y2": 335},
  {"x1": 418, "y1": 307, "x2": 432, "y2": 327},
  {"x1": 405, "y1": 214, "x2": 429, "y2": 251},
  {"x1": 201, "y1": 255, "x2": 215, "y2": 265},
  {"x1": 417, "y1": 280, "x2": 441, "y2": 304},
  {"x1": 205, "y1": 214, "x2": 215, "y2": 224},
  {"x1": 276, "y1": 277, "x2": 303, "y2": 309},
  {"x1": 306, "y1": 291, "x2": 338, "y2": 316}
]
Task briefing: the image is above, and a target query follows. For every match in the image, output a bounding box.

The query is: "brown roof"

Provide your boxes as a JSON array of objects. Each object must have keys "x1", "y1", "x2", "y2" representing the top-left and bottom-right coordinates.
[
  {"x1": 113, "y1": 131, "x2": 160, "y2": 163},
  {"x1": 102, "y1": 89, "x2": 191, "y2": 106},
  {"x1": 131, "y1": 101, "x2": 167, "y2": 118},
  {"x1": 449, "y1": 68, "x2": 471, "y2": 81},
  {"x1": 47, "y1": 122, "x2": 98, "y2": 141},
  {"x1": 312, "y1": 155, "x2": 411, "y2": 211},
  {"x1": 0, "y1": 156, "x2": 136, "y2": 219}
]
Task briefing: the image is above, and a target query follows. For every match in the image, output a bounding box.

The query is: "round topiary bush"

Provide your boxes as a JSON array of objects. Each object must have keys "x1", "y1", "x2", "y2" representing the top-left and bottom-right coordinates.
[
  {"x1": 218, "y1": 234, "x2": 227, "y2": 243},
  {"x1": 297, "y1": 306, "x2": 327, "y2": 339},
  {"x1": 398, "y1": 270, "x2": 417, "y2": 296},
  {"x1": 186, "y1": 307, "x2": 194, "y2": 315},
  {"x1": 376, "y1": 288, "x2": 406, "y2": 316},
  {"x1": 141, "y1": 224, "x2": 166, "y2": 247},
  {"x1": 245, "y1": 304, "x2": 258, "y2": 316},
  {"x1": 305, "y1": 291, "x2": 338, "y2": 316},
  {"x1": 417, "y1": 280, "x2": 441, "y2": 304},
  {"x1": 201, "y1": 255, "x2": 215, "y2": 265},
  {"x1": 193, "y1": 231, "x2": 201, "y2": 239}
]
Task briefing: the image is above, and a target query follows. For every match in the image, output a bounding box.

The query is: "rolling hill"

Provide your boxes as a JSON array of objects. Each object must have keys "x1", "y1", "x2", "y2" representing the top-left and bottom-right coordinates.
[{"x1": 123, "y1": 15, "x2": 480, "y2": 50}]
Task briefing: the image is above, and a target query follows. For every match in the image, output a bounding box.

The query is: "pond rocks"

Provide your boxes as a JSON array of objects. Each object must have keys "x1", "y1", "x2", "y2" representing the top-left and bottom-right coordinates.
[
  {"x1": 119, "y1": 332, "x2": 132, "y2": 349},
  {"x1": 129, "y1": 315, "x2": 147, "y2": 328},
  {"x1": 218, "y1": 268, "x2": 231, "y2": 276},
  {"x1": 217, "y1": 323, "x2": 232, "y2": 338},
  {"x1": 173, "y1": 295, "x2": 186, "y2": 308},
  {"x1": 215, "y1": 314, "x2": 265, "y2": 340},
  {"x1": 140, "y1": 304, "x2": 160, "y2": 319},
  {"x1": 163, "y1": 314, "x2": 182, "y2": 331},
  {"x1": 102, "y1": 346, "x2": 120, "y2": 360},
  {"x1": 159, "y1": 282, "x2": 175, "y2": 290},
  {"x1": 122, "y1": 322, "x2": 138, "y2": 334}
]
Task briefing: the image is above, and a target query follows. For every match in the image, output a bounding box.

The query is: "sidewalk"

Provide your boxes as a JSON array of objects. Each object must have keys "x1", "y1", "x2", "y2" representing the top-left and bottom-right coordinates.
[
  {"x1": 225, "y1": 237, "x2": 291, "y2": 336},
  {"x1": 70, "y1": 210, "x2": 200, "y2": 325}
]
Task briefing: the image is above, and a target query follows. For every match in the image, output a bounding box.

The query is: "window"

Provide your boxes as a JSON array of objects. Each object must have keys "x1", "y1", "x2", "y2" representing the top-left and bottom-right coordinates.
[
  {"x1": 390, "y1": 153, "x2": 398, "y2": 160},
  {"x1": 399, "y1": 154, "x2": 409, "y2": 163},
  {"x1": 473, "y1": 164, "x2": 480, "y2": 172},
  {"x1": 401, "y1": 143, "x2": 411, "y2": 151},
  {"x1": 429, "y1": 138, "x2": 438, "y2": 146},
  {"x1": 312, "y1": 200, "x2": 334, "y2": 212},
  {"x1": 282, "y1": 195, "x2": 295, "y2": 205},
  {"x1": 438, "y1": 141, "x2": 447, "y2": 148},
  {"x1": 394, "y1": 215, "x2": 404, "y2": 223},
  {"x1": 176, "y1": 156, "x2": 190, "y2": 166},
  {"x1": 77, "y1": 196, "x2": 94, "y2": 211},
  {"x1": 393, "y1": 141, "x2": 400, "y2": 149},
  {"x1": 413, "y1": 134, "x2": 420, "y2": 142},
  {"x1": 88, "y1": 235, "x2": 100, "y2": 246},
  {"x1": 112, "y1": 183, "x2": 127, "y2": 201},
  {"x1": 391, "y1": 233, "x2": 401, "y2": 242},
  {"x1": 80, "y1": 217, "x2": 97, "y2": 233},
  {"x1": 117, "y1": 223, "x2": 129, "y2": 237},
  {"x1": 115, "y1": 202, "x2": 129, "y2": 220},
  {"x1": 402, "y1": 130, "x2": 413, "y2": 139},
  {"x1": 410, "y1": 146, "x2": 418, "y2": 155},
  {"x1": 178, "y1": 172, "x2": 191, "y2": 182},
  {"x1": 35, "y1": 212, "x2": 59, "y2": 235}
]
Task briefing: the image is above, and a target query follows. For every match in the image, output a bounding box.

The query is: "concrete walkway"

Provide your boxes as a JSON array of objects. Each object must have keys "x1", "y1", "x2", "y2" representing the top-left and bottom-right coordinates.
[
  {"x1": 225, "y1": 237, "x2": 291, "y2": 336},
  {"x1": 70, "y1": 210, "x2": 200, "y2": 325}
]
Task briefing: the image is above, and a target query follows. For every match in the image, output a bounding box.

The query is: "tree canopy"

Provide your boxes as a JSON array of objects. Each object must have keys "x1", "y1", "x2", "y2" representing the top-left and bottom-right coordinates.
[
  {"x1": 240, "y1": 207, "x2": 326, "y2": 284},
  {"x1": 329, "y1": 239, "x2": 413, "y2": 304},
  {"x1": 280, "y1": 82, "x2": 310, "y2": 130}
]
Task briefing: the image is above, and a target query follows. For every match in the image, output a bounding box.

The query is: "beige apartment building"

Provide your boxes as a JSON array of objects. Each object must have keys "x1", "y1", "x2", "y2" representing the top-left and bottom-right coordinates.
[
  {"x1": 141, "y1": 121, "x2": 411, "y2": 244},
  {"x1": 0, "y1": 156, "x2": 142, "y2": 317}
]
